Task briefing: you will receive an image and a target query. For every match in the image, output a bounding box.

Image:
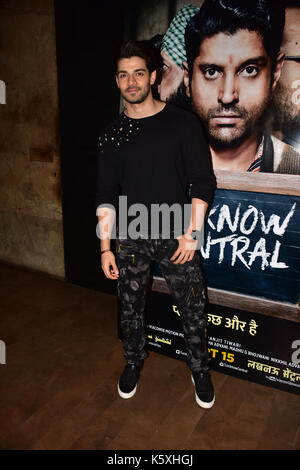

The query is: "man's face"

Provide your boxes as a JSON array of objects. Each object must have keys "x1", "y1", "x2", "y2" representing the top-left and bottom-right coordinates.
[
  {"x1": 116, "y1": 56, "x2": 155, "y2": 104},
  {"x1": 272, "y1": 8, "x2": 300, "y2": 131},
  {"x1": 184, "y1": 30, "x2": 282, "y2": 149},
  {"x1": 158, "y1": 50, "x2": 184, "y2": 101}
]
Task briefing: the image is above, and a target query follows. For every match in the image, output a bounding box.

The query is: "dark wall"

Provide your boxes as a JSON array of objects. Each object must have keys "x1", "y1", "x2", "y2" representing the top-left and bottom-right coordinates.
[{"x1": 54, "y1": 0, "x2": 126, "y2": 294}]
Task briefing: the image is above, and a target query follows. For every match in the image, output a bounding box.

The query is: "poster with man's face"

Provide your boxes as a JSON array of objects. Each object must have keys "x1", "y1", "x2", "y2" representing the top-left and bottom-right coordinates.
[{"x1": 127, "y1": 0, "x2": 300, "y2": 176}]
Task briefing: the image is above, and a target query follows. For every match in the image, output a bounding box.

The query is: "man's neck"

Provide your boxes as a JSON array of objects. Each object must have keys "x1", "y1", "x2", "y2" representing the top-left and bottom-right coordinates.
[
  {"x1": 124, "y1": 97, "x2": 166, "y2": 119},
  {"x1": 210, "y1": 131, "x2": 262, "y2": 171}
]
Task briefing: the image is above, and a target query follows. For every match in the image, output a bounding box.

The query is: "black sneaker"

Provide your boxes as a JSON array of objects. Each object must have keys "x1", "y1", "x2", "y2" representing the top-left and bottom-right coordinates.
[
  {"x1": 191, "y1": 371, "x2": 215, "y2": 409},
  {"x1": 118, "y1": 362, "x2": 143, "y2": 399}
]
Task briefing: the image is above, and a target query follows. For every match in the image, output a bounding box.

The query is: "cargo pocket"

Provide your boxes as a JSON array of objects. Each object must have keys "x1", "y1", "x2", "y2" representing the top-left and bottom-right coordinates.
[{"x1": 116, "y1": 240, "x2": 136, "y2": 264}]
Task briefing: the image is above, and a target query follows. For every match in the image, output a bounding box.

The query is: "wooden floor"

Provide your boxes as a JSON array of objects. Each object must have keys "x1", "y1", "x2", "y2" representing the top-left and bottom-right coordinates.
[{"x1": 0, "y1": 262, "x2": 299, "y2": 451}]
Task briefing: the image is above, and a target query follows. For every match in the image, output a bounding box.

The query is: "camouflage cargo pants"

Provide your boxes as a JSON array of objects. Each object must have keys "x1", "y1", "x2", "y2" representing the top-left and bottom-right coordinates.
[{"x1": 115, "y1": 233, "x2": 209, "y2": 373}]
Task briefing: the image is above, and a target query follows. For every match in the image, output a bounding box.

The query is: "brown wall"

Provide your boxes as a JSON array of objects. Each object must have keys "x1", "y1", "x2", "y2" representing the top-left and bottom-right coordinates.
[{"x1": 0, "y1": 0, "x2": 64, "y2": 278}]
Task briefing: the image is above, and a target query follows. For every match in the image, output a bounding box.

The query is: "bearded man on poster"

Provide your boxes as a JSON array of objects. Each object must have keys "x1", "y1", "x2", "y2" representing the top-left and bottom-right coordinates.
[
  {"x1": 183, "y1": 0, "x2": 300, "y2": 174},
  {"x1": 271, "y1": 0, "x2": 300, "y2": 151},
  {"x1": 95, "y1": 40, "x2": 216, "y2": 409}
]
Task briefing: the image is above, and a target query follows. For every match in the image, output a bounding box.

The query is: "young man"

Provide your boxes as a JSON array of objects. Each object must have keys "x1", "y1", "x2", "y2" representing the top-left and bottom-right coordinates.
[
  {"x1": 184, "y1": 0, "x2": 300, "y2": 174},
  {"x1": 95, "y1": 40, "x2": 216, "y2": 408}
]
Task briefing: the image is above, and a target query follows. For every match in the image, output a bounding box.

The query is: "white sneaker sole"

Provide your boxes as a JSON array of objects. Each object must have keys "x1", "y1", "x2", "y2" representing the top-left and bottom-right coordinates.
[
  {"x1": 118, "y1": 382, "x2": 137, "y2": 399},
  {"x1": 191, "y1": 375, "x2": 215, "y2": 409}
]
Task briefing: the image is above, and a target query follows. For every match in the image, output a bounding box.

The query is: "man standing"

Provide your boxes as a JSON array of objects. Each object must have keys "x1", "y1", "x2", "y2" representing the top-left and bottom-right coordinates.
[
  {"x1": 95, "y1": 40, "x2": 216, "y2": 408},
  {"x1": 184, "y1": 0, "x2": 300, "y2": 174}
]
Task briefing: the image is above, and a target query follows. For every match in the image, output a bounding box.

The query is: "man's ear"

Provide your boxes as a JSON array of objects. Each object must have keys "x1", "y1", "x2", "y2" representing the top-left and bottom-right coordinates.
[
  {"x1": 182, "y1": 61, "x2": 191, "y2": 98},
  {"x1": 115, "y1": 74, "x2": 120, "y2": 88},
  {"x1": 272, "y1": 52, "x2": 284, "y2": 91},
  {"x1": 150, "y1": 69, "x2": 157, "y2": 86}
]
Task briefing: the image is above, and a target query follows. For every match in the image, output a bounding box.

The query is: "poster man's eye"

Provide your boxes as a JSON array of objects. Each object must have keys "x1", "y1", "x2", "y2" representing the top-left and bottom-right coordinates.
[
  {"x1": 240, "y1": 65, "x2": 259, "y2": 77},
  {"x1": 204, "y1": 68, "x2": 222, "y2": 79}
]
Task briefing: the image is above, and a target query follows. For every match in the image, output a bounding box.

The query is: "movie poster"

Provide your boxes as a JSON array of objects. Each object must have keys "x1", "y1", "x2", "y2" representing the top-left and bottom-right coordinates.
[
  {"x1": 120, "y1": 0, "x2": 300, "y2": 303},
  {"x1": 126, "y1": 0, "x2": 300, "y2": 175},
  {"x1": 143, "y1": 291, "x2": 300, "y2": 394},
  {"x1": 115, "y1": 1, "x2": 300, "y2": 393}
]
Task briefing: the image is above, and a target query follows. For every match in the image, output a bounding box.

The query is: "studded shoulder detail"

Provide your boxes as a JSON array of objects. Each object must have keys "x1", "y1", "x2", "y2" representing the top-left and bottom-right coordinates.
[{"x1": 97, "y1": 113, "x2": 141, "y2": 154}]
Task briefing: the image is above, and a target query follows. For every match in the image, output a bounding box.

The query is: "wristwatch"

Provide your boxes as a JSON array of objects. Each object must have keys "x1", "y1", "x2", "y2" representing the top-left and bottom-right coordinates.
[{"x1": 190, "y1": 230, "x2": 202, "y2": 239}]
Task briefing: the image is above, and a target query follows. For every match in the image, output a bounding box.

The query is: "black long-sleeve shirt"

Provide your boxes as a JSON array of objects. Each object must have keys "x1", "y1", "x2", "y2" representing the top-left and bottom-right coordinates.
[{"x1": 95, "y1": 102, "x2": 216, "y2": 237}]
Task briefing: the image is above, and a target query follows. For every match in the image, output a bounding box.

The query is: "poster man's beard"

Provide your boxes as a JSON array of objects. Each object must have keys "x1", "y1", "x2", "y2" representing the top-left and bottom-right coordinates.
[
  {"x1": 192, "y1": 99, "x2": 270, "y2": 150},
  {"x1": 166, "y1": 81, "x2": 193, "y2": 111},
  {"x1": 271, "y1": 81, "x2": 300, "y2": 136}
]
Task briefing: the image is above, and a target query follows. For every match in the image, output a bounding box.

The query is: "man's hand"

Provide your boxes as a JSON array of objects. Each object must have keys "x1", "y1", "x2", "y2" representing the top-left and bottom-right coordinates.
[
  {"x1": 101, "y1": 251, "x2": 119, "y2": 279},
  {"x1": 170, "y1": 233, "x2": 198, "y2": 264}
]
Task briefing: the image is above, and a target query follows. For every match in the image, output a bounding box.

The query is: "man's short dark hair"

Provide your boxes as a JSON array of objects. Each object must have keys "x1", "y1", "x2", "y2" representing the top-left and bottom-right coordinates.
[
  {"x1": 116, "y1": 39, "x2": 158, "y2": 74},
  {"x1": 185, "y1": 0, "x2": 285, "y2": 79}
]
